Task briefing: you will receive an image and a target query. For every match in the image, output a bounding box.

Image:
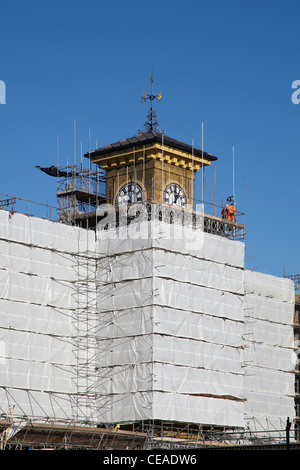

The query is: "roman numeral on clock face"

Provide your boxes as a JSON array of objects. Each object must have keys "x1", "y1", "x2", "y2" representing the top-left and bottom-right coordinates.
[{"x1": 116, "y1": 183, "x2": 143, "y2": 206}]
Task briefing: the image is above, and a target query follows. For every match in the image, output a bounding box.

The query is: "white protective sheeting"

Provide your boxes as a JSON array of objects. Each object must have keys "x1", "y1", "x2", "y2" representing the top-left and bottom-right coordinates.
[
  {"x1": 96, "y1": 306, "x2": 243, "y2": 347},
  {"x1": 98, "y1": 278, "x2": 244, "y2": 321},
  {"x1": 243, "y1": 270, "x2": 296, "y2": 433},
  {"x1": 0, "y1": 359, "x2": 74, "y2": 392},
  {"x1": 0, "y1": 210, "x2": 96, "y2": 421},
  {"x1": 244, "y1": 367, "x2": 294, "y2": 396},
  {"x1": 96, "y1": 220, "x2": 295, "y2": 432},
  {"x1": 0, "y1": 299, "x2": 72, "y2": 336},
  {"x1": 0, "y1": 211, "x2": 94, "y2": 253},
  {"x1": 0, "y1": 206, "x2": 295, "y2": 436},
  {"x1": 96, "y1": 391, "x2": 244, "y2": 427},
  {"x1": 97, "y1": 335, "x2": 242, "y2": 373},
  {"x1": 244, "y1": 270, "x2": 295, "y2": 303},
  {"x1": 96, "y1": 362, "x2": 244, "y2": 398},
  {"x1": 0, "y1": 329, "x2": 74, "y2": 365},
  {"x1": 243, "y1": 391, "x2": 294, "y2": 421},
  {"x1": 97, "y1": 249, "x2": 244, "y2": 294},
  {"x1": 243, "y1": 293, "x2": 294, "y2": 325},
  {"x1": 97, "y1": 220, "x2": 245, "y2": 268},
  {"x1": 0, "y1": 269, "x2": 75, "y2": 308},
  {"x1": 95, "y1": 220, "x2": 245, "y2": 427}
]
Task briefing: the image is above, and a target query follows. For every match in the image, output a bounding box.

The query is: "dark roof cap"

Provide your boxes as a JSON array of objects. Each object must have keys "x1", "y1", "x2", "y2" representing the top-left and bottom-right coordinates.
[{"x1": 85, "y1": 132, "x2": 217, "y2": 162}]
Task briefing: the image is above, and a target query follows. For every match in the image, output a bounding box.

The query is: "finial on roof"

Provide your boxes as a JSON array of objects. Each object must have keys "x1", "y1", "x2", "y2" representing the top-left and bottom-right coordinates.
[{"x1": 139, "y1": 71, "x2": 162, "y2": 133}]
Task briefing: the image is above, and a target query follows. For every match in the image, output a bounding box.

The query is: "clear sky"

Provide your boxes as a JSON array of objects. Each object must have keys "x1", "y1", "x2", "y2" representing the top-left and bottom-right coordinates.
[{"x1": 0, "y1": 0, "x2": 299, "y2": 278}]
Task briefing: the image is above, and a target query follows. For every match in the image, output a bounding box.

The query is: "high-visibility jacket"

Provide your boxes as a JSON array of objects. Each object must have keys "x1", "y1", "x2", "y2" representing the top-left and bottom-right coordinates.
[
  {"x1": 228, "y1": 204, "x2": 235, "y2": 214},
  {"x1": 222, "y1": 205, "x2": 229, "y2": 219},
  {"x1": 227, "y1": 204, "x2": 235, "y2": 220}
]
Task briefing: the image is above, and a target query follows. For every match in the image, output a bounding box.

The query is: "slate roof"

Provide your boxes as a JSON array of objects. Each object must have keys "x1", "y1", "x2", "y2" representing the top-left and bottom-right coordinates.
[{"x1": 85, "y1": 132, "x2": 217, "y2": 162}]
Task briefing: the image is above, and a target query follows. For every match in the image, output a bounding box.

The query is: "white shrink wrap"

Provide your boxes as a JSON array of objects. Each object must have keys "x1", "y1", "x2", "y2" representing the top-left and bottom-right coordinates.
[
  {"x1": 243, "y1": 269, "x2": 295, "y2": 434},
  {"x1": 0, "y1": 210, "x2": 96, "y2": 423},
  {"x1": 96, "y1": 362, "x2": 244, "y2": 398},
  {"x1": 97, "y1": 220, "x2": 244, "y2": 268},
  {"x1": 244, "y1": 270, "x2": 294, "y2": 303},
  {"x1": 0, "y1": 207, "x2": 295, "y2": 439},
  {"x1": 97, "y1": 277, "x2": 244, "y2": 321},
  {"x1": 96, "y1": 391, "x2": 245, "y2": 427},
  {"x1": 97, "y1": 249, "x2": 244, "y2": 294},
  {"x1": 96, "y1": 306, "x2": 243, "y2": 347},
  {"x1": 0, "y1": 210, "x2": 95, "y2": 254},
  {"x1": 95, "y1": 221, "x2": 245, "y2": 427}
]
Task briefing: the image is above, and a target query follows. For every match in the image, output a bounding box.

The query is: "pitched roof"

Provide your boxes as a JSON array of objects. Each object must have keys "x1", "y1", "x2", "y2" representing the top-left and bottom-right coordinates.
[{"x1": 85, "y1": 132, "x2": 217, "y2": 162}]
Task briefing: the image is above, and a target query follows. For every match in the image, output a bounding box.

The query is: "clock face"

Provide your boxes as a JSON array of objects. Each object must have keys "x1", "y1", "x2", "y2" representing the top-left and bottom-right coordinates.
[
  {"x1": 116, "y1": 183, "x2": 143, "y2": 206},
  {"x1": 164, "y1": 184, "x2": 187, "y2": 208}
]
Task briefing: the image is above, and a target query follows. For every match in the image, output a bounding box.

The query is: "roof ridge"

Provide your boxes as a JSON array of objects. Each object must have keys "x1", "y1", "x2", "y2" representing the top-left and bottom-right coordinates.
[{"x1": 85, "y1": 132, "x2": 217, "y2": 161}]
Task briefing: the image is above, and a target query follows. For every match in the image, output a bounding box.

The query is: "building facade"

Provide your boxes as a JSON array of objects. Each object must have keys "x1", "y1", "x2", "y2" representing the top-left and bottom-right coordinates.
[{"x1": 0, "y1": 130, "x2": 296, "y2": 446}]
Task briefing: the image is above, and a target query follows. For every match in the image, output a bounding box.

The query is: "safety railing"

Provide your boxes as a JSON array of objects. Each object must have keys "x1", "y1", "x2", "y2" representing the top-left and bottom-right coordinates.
[{"x1": 0, "y1": 193, "x2": 57, "y2": 222}]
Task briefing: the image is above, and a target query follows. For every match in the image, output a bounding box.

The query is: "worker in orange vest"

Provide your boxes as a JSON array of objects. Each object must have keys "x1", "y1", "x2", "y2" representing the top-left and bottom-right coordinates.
[
  {"x1": 227, "y1": 202, "x2": 235, "y2": 222},
  {"x1": 221, "y1": 205, "x2": 228, "y2": 219}
]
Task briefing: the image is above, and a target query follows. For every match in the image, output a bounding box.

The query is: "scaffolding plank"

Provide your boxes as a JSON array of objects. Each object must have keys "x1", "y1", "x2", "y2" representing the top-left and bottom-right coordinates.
[{"x1": 8, "y1": 423, "x2": 147, "y2": 450}]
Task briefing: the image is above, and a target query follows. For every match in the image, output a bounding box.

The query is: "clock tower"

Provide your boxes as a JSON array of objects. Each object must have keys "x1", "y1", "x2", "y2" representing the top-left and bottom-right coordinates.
[
  {"x1": 89, "y1": 131, "x2": 216, "y2": 209},
  {"x1": 82, "y1": 77, "x2": 246, "y2": 433},
  {"x1": 87, "y1": 132, "x2": 216, "y2": 211},
  {"x1": 86, "y1": 74, "x2": 217, "y2": 214}
]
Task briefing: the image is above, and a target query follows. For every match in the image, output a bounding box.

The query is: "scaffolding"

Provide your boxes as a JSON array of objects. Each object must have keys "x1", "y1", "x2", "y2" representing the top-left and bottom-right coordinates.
[
  {"x1": 55, "y1": 164, "x2": 106, "y2": 225},
  {"x1": 284, "y1": 273, "x2": 300, "y2": 440},
  {"x1": 71, "y1": 243, "x2": 99, "y2": 425},
  {"x1": 1, "y1": 416, "x2": 297, "y2": 450},
  {"x1": 3, "y1": 421, "x2": 146, "y2": 450},
  {"x1": 0, "y1": 130, "x2": 296, "y2": 449},
  {"x1": 57, "y1": 182, "x2": 245, "y2": 240},
  {"x1": 1, "y1": 198, "x2": 293, "y2": 448}
]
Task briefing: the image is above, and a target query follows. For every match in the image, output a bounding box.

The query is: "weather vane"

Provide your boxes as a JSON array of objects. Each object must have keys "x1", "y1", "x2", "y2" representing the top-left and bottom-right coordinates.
[{"x1": 139, "y1": 72, "x2": 162, "y2": 133}]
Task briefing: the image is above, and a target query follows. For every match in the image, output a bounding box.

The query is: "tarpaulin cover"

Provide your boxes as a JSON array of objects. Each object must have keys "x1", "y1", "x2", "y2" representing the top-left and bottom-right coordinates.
[
  {"x1": 95, "y1": 220, "x2": 245, "y2": 427},
  {"x1": 243, "y1": 270, "x2": 295, "y2": 432},
  {"x1": 0, "y1": 210, "x2": 96, "y2": 421},
  {"x1": 0, "y1": 209, "x2": 295, "y2": 435}
]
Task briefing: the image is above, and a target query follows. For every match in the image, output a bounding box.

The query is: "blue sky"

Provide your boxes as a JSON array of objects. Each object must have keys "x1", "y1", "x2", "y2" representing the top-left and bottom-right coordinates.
[{"x1": 0, "y1": 0, "x2": 299, "y2": 277}]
